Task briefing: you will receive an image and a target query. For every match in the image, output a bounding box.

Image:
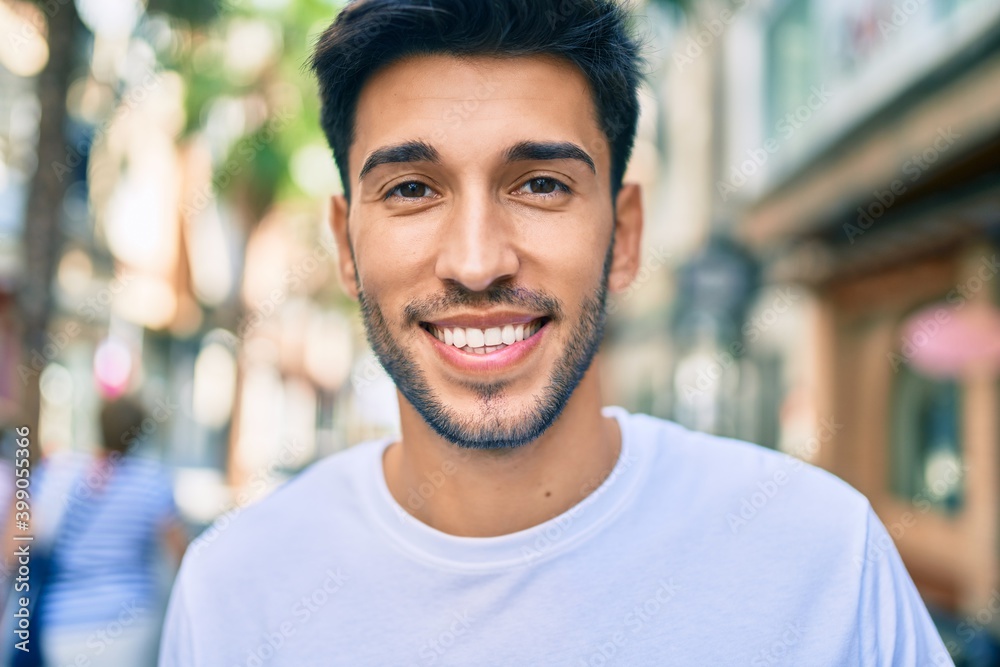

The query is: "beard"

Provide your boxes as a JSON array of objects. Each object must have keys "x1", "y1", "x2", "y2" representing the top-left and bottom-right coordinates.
[{"x1": 356, "y1": 238, "x2": 614, "y2": 450}]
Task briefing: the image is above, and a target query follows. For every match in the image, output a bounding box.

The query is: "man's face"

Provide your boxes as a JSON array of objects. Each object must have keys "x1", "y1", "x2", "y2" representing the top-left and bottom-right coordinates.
[{"x1": 333, "y1": 54, "x2": 635, "y2": 449}]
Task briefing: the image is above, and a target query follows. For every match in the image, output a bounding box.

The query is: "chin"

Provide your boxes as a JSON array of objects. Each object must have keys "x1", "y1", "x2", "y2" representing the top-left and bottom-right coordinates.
[{"x1": 404, "y1": 379, "x2": 572, "y2": 451}]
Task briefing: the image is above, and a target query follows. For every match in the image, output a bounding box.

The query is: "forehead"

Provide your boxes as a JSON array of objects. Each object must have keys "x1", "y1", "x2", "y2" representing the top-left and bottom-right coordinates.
[{"x1": 350, "y1": 53, "x2": 609, "y2": 177}]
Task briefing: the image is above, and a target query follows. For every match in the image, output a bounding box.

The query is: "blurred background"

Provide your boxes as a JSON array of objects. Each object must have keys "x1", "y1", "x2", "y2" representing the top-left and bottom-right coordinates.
[{"x1": 0, "y1": 0, "x2": 998, "y2": 663}]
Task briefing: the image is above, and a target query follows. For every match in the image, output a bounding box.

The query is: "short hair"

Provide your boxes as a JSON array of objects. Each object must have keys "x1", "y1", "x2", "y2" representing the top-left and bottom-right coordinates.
[
  {"x1": 310, "y1": 0, "x2": 644, "y2": 201},
  {"x1": 99, "y1": 396, "x2": 149, "y2": 454}
]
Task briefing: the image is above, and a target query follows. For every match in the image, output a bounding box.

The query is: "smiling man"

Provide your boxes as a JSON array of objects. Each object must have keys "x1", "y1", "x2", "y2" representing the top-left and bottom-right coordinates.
[{"x1": 160, "y1": 1, "x2": 952, "y2": 665}]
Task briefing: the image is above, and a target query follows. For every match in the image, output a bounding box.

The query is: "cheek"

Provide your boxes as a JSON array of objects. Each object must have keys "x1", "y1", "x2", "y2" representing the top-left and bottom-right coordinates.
[
  {"x1": 527, "y1": 221, "x2": 610, "y2": 292},
  {"x1": 354, "y1": 230, "x2": 432, "y2": 296}
]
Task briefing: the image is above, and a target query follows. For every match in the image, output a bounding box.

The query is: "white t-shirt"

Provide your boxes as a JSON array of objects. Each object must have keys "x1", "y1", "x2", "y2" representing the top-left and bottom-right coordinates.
[{"x1": 160, "y1": 407, "x2": 953, "y2": 666}]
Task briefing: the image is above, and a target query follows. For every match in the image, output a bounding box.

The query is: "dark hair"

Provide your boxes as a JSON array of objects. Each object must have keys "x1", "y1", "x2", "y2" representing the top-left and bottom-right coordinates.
[
  {"x1": 310, "y1": 0, "x2": 644, "y2": 201},
  {"x1": 99, "y1": 396, "x2": 149, "y2": 454}
]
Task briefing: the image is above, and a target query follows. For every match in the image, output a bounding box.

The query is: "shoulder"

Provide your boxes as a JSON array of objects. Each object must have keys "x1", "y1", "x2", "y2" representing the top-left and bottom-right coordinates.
[
  {"x1": 622, "y1": 411, "x2": 869, "y2": 537},
  {"x1": 111, "y1": 456, "x2": 177, "y2": 516},
  {"x1": 177, "y1": 439, "x2": 387, "y2": 583},
  {"x1": 119, "y1": 454, "x2": 172, "y2": 483}
]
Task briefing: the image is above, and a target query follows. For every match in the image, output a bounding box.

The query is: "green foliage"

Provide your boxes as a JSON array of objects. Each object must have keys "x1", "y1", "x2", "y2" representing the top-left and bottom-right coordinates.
[
  {"x1": 147, "y1": 0, "x2": 224, "y2": 26},
  {"x1": 160, "y1": 0, "x2": 346, "y2": 216}
]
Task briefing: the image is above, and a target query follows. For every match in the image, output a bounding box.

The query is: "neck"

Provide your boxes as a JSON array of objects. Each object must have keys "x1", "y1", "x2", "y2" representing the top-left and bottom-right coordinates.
[{"x1": 383, "y1": 362, "x2": 620, "y2": 537}]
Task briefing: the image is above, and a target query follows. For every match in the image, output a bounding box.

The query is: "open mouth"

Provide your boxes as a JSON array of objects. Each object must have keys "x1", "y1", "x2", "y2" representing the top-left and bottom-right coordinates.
[{"x1": 420, "y1": 317, "x2": 550, "y2": 355}]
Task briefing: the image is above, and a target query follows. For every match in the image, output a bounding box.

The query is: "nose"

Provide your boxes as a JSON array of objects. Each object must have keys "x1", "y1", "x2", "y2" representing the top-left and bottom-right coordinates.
[{"x1": 434, "y1": 193, "x2": 520, "y2": 292}]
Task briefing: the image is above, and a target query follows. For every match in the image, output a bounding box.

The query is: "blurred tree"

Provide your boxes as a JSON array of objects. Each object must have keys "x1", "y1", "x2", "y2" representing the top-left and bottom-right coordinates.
[
  {"x1": 18, "y1": 0, "x2": 233, "y2": 455},
  {"x1": 19, "y1": 0, "x2": 82, "y2": 458}
]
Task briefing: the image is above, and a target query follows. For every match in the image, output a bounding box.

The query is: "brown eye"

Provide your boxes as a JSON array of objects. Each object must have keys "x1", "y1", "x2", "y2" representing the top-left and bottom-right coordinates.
[
  {"x1": 389, "y1": 181, "x2": 431, "y2": 199},
  {"x1": 529, "y1": 178, "x2": 556, "y2": 194},
  {"x1": 517, "y1": 177, "x2": 569, "y2": 196}
]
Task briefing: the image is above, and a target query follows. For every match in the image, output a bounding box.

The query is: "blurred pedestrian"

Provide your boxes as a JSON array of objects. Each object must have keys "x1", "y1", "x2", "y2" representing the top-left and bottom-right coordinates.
[{"x1": 2, "y1": 396, "x2": 187, "y2": 667}]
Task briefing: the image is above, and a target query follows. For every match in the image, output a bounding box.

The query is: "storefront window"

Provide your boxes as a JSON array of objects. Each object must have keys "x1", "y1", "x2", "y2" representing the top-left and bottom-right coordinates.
[{"x1": 889, "y1": 362, "x2": 964, "y2": 514}]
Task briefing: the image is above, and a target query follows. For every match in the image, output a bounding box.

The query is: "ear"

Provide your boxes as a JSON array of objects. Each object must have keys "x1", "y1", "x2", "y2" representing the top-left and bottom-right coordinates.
[
  {"x1": 329, "y1": 195, "x2": 360, "y2": 300},
  {"x1": 607, "y1": 183, "x2": 643, "y2": 293}
]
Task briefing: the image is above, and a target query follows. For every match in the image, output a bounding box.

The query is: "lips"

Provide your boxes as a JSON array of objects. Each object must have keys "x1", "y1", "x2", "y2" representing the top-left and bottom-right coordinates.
[{"x1": 418, "y1": 312, "x2": 551, "y2": 373}]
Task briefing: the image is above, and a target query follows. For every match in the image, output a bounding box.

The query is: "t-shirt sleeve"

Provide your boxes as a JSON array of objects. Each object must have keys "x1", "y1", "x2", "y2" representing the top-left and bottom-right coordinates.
[
  {"x1": 159, "y1": 568, "x2": 197, "y2": 666},
  {"x1": 857, "y1": 503, "x2": 954, "y2": 666}
]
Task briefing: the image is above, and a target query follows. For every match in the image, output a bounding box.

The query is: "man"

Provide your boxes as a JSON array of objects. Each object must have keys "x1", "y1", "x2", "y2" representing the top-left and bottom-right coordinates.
[{"x1": 160, "y1": 1, "x2": 952, "y2": 664}]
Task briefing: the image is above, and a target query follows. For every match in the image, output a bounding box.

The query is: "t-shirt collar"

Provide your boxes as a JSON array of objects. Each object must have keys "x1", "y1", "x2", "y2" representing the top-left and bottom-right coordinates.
[{"x1": 362, "y1": 405, "x2": 648, "y2": 572}]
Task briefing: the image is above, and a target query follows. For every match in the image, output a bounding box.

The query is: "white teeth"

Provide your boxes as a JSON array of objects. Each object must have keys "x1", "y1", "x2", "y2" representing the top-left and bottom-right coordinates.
[
  {"x1": 501, "y1": 325, "x2": 515, "y2": 345},
  {"x1": 430, "y1": 319, "x2": 545, "y2": 352},
  {"x1": 465, "y1": 328, "x2": 485, "y2": 348}
]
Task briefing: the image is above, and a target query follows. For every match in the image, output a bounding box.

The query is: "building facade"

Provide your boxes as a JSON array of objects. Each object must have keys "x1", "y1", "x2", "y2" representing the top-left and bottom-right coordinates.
[{"x1": 723, "y1": 0, "x2": 1000, "y2": 657}]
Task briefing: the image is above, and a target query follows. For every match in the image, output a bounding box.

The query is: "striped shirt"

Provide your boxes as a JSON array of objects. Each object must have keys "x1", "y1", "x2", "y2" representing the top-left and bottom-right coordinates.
[{"x1": 36, "y1": 453, "x2": 176, "y2": 630}]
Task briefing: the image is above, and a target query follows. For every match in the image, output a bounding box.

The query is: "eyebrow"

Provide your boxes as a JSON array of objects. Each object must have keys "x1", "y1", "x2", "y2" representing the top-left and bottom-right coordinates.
[
  {"x1": 356, "y1": 139, "x2": 597, "y2": 183},
  {"x1": 504, "y1": 141, "x2": 596, "y2": 174},
  {"x1": 358, "y1": 141, "x2": 440, "y2": 181}
]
